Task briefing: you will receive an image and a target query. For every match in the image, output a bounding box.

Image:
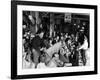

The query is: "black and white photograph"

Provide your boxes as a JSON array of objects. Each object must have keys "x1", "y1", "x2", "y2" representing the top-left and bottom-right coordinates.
[
  {"x1": 22, "y1": 11, "x2": 90, "y2": 69},
  {"x1": 11, "y1": 1, "x2": 97, "y2": 79}
]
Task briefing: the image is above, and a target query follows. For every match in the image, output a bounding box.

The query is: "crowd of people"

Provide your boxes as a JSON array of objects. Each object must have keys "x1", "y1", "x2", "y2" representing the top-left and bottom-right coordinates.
[{"x1": 22, "y1": 11, "x2": 90, "y2": 69}]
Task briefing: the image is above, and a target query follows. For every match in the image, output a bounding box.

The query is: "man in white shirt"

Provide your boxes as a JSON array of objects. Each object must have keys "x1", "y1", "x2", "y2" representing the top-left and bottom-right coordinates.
[
  {"x1": 37, "y1": 54, "x2": 47, "y2": 69},
  {"x1": 78, "y1": 36, "x2": 89, "y2": 66}
]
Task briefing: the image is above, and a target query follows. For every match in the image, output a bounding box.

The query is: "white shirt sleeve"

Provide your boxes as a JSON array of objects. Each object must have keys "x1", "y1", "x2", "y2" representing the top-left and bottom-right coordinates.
[{"x1": 79, "y1": 36, "x2": 88, "y2": 50}]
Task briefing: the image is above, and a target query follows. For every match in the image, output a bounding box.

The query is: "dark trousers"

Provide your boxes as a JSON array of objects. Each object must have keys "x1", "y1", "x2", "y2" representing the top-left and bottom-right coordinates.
[{"x1": 32, "y1": 48, "x2": 41, "y2": 66}]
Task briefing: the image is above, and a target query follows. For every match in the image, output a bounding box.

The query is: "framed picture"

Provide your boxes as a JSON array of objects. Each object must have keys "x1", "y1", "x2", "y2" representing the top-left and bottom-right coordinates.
[{"x1": 11, "y1": 0, "x2": 97, "y2": 79}]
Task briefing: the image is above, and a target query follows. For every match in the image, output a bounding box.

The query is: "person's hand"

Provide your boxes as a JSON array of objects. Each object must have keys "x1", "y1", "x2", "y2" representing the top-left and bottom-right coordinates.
[
  {"x1": 43, "y1": 48, "x2": 47, "y2": 52},
  {"x1": 40, "y1": 48, "x2": 44, "y2": 51}
]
